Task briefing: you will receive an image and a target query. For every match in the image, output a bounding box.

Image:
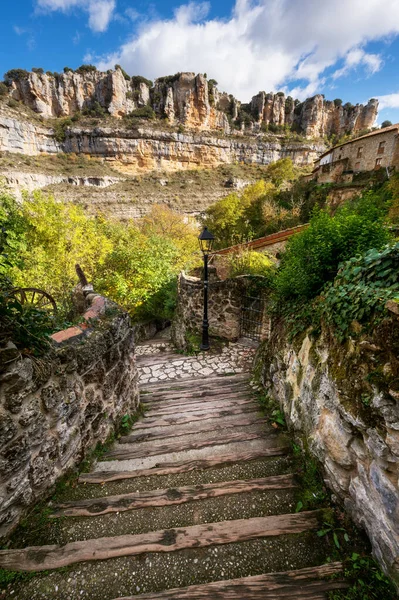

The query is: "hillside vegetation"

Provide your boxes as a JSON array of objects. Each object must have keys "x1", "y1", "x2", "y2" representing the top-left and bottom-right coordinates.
[{"x1": 1, "y1": 158, "x2": 399, "y2": 356}]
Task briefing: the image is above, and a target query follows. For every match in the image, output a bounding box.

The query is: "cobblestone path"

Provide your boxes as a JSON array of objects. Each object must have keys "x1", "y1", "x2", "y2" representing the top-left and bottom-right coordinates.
[
  {"x1": 0, "y1": 338, "x2": 349, "y2": 599},
  {"x1": 136, "y1": 338, "x2": 256, "y2": 384}
]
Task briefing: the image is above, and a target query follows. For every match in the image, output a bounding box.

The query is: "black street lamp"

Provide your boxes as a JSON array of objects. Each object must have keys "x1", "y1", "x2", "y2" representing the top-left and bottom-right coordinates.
[{"x1": 198, "y1": 227, "x2": 215, "y2": 351}]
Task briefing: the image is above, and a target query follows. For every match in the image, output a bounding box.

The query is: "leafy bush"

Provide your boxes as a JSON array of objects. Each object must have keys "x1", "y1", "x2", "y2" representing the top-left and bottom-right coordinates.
[
  {"x1": 334, "y1": 98, "x2": 343, "y2": 107},
  {"x1": 320, "y1": 243, "x2": 399, "y2": 339},
  {"x1": 273, "y1": 191, "x2": 392, "y2": 302},
  {"x1": 0, "y1": 82, "x2": 8, "y2": 96},
  {"x1": 115, "y1": 64, "x2": 130, "y2": 81},
  {"x1": 5, "y1": 191, "x2": 112, "y2": 313},
  {"x1": 0, "y1": 283, "x2": 53, "y2": 355},
  {"x1": 32, "y1": 67, "x2": 44, "y2": 75},
  {"x1": 285, "y1": 96, "x2": 294, "y2": 113},
  {"x1": 1, "y1": 190, "x2": 197, "y2": 327},
  {"x1": 82, "y1": 101, "x2": 107, "y2": 118},
  {"x1": 131, "y1": 75, "x2": 153, "y2": 88},
  {"x1": 156, "y1": 73, "x2": 181, "y2": 86},
  {"x1": 329, "y1": 553, "x2": 396, "y2": 600},
  {"x1": 4, "y1": 69, "x2": 29, "y2": 83},
  {"x1": 381, "y1": 120, "x2": 392, "y2": 129},
  {"x1": 136, "y1": 277, "x2": 178, "y2": 321},
  {"x1": 126, "y1": 105, "x2": 155, "y2": 120},
  {"x1": 76, "y1": 64, "x2": 97, "y2": 75},
  {"x1": 201, "y1": 181, "x2": 270, "y2": 249},
  {"x1": 228, "y1": 250, "x2": 275, "y2": 278},
  {"x1": 63, "y1": 67, "x2": 73, "y2": 73},
  {"x1": 53, "y1": 118, "x2": 72, "y2": 142},
  {"x1": 7, "y1": 99, "x2": 18, "y2": 109}
]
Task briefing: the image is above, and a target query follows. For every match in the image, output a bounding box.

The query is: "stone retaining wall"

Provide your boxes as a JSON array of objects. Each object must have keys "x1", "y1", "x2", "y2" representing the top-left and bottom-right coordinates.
[
  {"x1": 172, "y1": 272, "x2": 270, "y2": 350},
  {"x1": 255, "y1": 316, "x2": 399, "y2": 584},
  {"x1": 0, "y1": 293, "x2": 138, "y2": 538}
]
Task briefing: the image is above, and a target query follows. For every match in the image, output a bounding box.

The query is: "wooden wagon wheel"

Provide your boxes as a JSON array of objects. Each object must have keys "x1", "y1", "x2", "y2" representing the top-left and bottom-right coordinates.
[{"x1": 9, "y1": 288, "x2": 58, "y2": 314}]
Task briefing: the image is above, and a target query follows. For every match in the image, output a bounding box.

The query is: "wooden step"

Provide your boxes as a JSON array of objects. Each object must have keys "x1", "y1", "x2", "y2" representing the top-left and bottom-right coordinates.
[
  {"x1": 120, "y1": 414, "x2": 264, "y2": 444},
  {"x1": 141, "y1": 382, "x2": 252, "y2": 401},
  {"x1": 141, "y1": 390, "x2": 254, "y2": 409},
  {"x1": 52, "y1": 475, "x2": 297, "y2": 518},
  {"x1": 0, "y1": 511, "x2": 321, "y2": 572},
  {"x1": 80, "y1": 447, "x2": 291, "y2": 484},
  {"x1": 133, "y1": 407, "x2": 260, "y2": 431},
  {"x1": 143, "y1": 399, "x2": 256, "y2": 419},
  {"x1": 105, "y1": 430, "x2": 278, "y2": 461},
  {"x1": 140, "y1": 373, "x2": 250, "y2": 392},
  {"x1": 113, "y1": 563, "x2": 347, "y2": 599}
]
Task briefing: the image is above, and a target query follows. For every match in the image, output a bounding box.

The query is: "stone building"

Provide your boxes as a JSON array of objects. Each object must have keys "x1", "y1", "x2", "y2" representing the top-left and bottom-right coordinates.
[{"x1": 312, "y1": 124, "x2": 399, "y2": 183}]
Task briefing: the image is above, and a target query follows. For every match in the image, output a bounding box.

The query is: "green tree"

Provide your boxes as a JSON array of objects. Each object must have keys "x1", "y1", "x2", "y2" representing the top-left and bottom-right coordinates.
[
  {"x1": 264, "y1": 158, "x2": 298, "y2": 187},
  {"x1": 202, "y1": 181, "x2": 269, "y2": 249},
  {"x1": 9, "y1": 192, "x2": 112, "y2": 310},
  {"x1": 4, "y1": 69, "x2": 29, "y2": 83},
  {"x1": 76, "y1": 64, "x2": 97, "y2": 75},
  {"x1": 381, "y1": 120, "x2": 392, "y2": 128}
]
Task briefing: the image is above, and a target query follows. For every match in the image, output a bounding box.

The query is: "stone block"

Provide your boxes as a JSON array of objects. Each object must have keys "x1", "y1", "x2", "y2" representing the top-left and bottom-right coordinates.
[
  {"x1": 0, "y1": 435, "x2": 30, "y2": 477},
  {"x1": 318, "y1": 409, "x2": 353, "y2": 468},
  {"x1": 41, "y1": 383, "x2": 64, "y2": 412},
  {"x1": 0, "y1": 413, "x2": 18, "y2": 447}
]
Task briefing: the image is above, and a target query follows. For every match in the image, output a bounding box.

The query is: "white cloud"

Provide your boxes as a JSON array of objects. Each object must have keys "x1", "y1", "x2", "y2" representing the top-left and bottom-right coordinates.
[
  {"x1": 87, "y1": 0, "x2": 115, "y2": 32},
  {"x1": 332, "y1": 47, "x2": 383, "y2": 79},
  {"x1": 14, "y1": 25, "x2": 28, "y2": 35},
  {"x1": 378, "y1": 92, "x2": 399, "y2": 110},
  {"x1": 94, "y1": 0, "x2": 399, "y2": 100},
  {"x1": 36, "y1": 0, "x2": 115, "y2": 32}
]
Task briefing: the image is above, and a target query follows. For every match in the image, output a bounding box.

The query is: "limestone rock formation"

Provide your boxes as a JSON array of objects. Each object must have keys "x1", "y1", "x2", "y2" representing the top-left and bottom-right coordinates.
[
  {"x1": 8, "y1": 68, "x2": 148, "y2": 119},
  {"x1": 153, "y1": 73, "x2": 229, "y2": 132},
  {"x1": 250, "y1": 91, "x2": 378, "y2": 137},
  {"x1": 4, "y1": 68, "x2": 379, "y2": 138}
]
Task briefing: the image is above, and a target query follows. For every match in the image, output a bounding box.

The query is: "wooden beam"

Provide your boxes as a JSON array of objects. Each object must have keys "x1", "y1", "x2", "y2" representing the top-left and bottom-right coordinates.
[
  {"x1": 52, "y1": 475, "x2": 297, "y2": 518},
  {"x1": 143, "y1": 399, "x2": 256, "y2": 418},
  {"x1": 133, "y1": 407, "x2": 261, "y2": 431},
  {"x1": 105, "y1": 430, "x2": 276, "y2": 461},
  {"x1": 79, "y1": 447, "x2": 290, "y2": 484},
  {"x1": 120, "y1": 415, "x2": 264, "y2": 444},
  {"x1": 0, "y1": 512, "x2": 321, "y2": 572},
  {"x1": 113, "y1": 563, "x2": 347, "y2": 599}
]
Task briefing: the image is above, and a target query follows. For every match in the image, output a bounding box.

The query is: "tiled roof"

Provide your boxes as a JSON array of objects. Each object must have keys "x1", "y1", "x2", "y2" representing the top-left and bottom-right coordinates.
[{"x1": 213, "y1": 224, "x2": 309, "y2": 256}]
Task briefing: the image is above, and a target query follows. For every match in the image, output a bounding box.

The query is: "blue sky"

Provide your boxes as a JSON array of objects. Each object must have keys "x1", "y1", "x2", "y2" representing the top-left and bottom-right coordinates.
[{"x1": 2, "y1": 0, "x2": 399, "y2": 124}]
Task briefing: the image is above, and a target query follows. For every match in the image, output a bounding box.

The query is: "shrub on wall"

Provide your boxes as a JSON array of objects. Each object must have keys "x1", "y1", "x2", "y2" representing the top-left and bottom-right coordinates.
[
  {"x1": 131, "y1": 75, "x2": 153, "y2": 88},
  {"x1": 273, "y1": 192, "x2": 392, "y2": 302},
  {"x1": 4, "y1": 69, "x2": 29, "y2": 83},
  {"x1": 321, "y1": 243, "x2": 399, "y2": 339},
  {"x1": 126, "y1": 106, "x2": 156, "y2": 120}
]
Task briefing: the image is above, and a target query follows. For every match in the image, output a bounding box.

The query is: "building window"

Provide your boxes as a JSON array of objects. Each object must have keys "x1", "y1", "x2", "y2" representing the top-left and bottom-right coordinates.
[
  {"x1": 355, "y1": 162, "x2": 361, "y2": 170},
  {"x1": 378, "y1": 141, "x2": 386, "y2": 155},
  {"x1": 357, "y1": 147, "x2": 363, "y2": 158},
  {"x1": 375, "y1": 158, "x2": 382, "y2": 169}
]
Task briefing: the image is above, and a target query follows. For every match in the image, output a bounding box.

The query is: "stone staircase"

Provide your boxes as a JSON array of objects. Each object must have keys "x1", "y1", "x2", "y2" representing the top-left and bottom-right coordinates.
[{"x1": 0, "y1": 348, "x2": 349, "y2": 599}]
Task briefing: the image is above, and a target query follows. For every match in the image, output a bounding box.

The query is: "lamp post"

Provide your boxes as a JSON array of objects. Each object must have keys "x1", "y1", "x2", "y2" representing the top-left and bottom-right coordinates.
[{"x1": 198, "y1": 227, "x2": 215, "y2": 351}]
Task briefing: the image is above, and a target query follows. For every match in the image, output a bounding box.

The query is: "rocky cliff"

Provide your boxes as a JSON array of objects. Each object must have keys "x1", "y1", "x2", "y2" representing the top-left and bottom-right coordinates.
[
  {"x1": 0, "y1": 107, "x2": 325, "y2": 169},
  {"x1": 5, "y1": 68, "x2": 378, "y2": 138},
  {"x1": 0, "y1": 106, "x2": 325, "y2": 219},
  {"x1": 255, "y1": 316, "x2": 399, "y2": 585}
]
